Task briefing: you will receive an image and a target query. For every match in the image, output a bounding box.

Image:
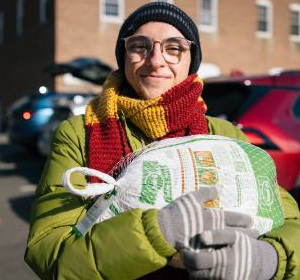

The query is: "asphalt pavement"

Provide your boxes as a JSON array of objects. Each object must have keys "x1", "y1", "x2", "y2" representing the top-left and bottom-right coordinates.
[{"x1": 0, "y1": 133, "x2": 44, "y2": 280}]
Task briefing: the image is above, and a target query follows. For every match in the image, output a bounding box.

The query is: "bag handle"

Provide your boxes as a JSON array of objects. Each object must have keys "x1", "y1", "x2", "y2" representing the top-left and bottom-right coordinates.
[{"x1": 62, "y1": 167, "x2": 117, "y2": 197}]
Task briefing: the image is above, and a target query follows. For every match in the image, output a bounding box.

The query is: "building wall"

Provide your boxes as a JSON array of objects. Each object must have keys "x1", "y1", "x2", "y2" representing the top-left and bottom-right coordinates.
[
  {"x1": 54, "y1": 0, "x2": 300, "y2": 91},
  {"x1": 0, "y1": 0, "x2": 55, "y2": 116},
  {"x1": 1, "y1": 0, "x2": 300, "y2": 115},
  {"x1": 207, "y1": 0, "x2": 300, "y2": 74}
]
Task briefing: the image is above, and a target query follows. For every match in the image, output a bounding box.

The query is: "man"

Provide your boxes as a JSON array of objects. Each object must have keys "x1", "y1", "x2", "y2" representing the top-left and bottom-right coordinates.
[{"x1": 25, "y1": 2, "x2": 300, "y2": 279}]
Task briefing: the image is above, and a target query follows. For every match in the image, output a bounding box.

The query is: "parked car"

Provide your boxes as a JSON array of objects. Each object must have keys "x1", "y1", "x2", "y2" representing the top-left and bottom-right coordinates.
[
  {"x1": 6, "y1": 57, "x2": 113, "y2": 150},
  {"x1": 6, "y1": 91, "x2": 97, "y2": 149},
  {"x1": 37, "y1": 97, "x2": 93, "y2": 156},
  {"x1": 46, "y1": 57, "x2": 114, "y2": 85},
  {"x1": 202, "y1": 70, "x2": 300, "y2": 201}
]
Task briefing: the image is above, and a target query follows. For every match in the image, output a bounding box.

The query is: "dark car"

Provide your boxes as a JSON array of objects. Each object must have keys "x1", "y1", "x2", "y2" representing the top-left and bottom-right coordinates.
[
  {"x1": 202, "y1": 71, "x2": 300, "y2": 201},
  {"x1": 6, "y1": 57, "x2": 113, "y2": 150},
  {"x1": 46, "y1": 57, "x2": 114, "y2": 85},
  {"x1": 6, "y1": 91, "x2": 97, "y2": 149},
  {"x1": 37, "y1": 96, "x2": 94, "y2": 156}
]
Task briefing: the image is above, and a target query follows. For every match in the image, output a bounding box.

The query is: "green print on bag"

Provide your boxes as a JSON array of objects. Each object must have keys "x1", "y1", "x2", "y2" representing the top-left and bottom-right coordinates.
[
  {"x1": 237, "y1": 141, "x2": 284, "y2": 229},
  {"x1": 109, "y1": 203, "x2": 121, "y2": 216},
  {"x1": 139, "y1": 161, "x2": 172, "y2": 205}
]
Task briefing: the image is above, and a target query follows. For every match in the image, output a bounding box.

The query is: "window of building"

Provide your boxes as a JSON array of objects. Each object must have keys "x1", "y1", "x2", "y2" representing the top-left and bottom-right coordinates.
[
  {"x1": 256, "y1": 0, "x2": 273, "y2": 38},
  {"x1": 0, "y1": 12, "x2": 4, "y2": 45},
  {"x1": 199, "y1": 0, "x2": 218, "y2": 33},
  {"x1": 100, "y1": 0, "x2": 124, "y2": 23},
  {"x1": 40, "y1": 0, "x2": 49, "y2": 24},
  {"x1": 290, "y1": 3, "x2": 300, "y2": 42},
  {"x1": 16, "y1": 0, "x2": 25, "y2": 37}
]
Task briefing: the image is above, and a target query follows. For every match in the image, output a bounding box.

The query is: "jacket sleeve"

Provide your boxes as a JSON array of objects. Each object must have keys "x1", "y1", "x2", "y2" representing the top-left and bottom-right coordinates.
[
  {"x1": 24, "y1": 116, "x2": 176, "y2": 280},
  {"x1": 207, "y1": 115, "x2": 300, "y2": 280},
  {"x1": 260, "y1": 187, "x2": 300, "y2": 280}
]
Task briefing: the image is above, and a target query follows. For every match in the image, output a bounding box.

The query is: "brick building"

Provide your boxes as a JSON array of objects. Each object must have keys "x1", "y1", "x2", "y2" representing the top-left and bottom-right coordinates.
[{"x1": 1, "y1": 0, "x2": 300, "y2": 118}]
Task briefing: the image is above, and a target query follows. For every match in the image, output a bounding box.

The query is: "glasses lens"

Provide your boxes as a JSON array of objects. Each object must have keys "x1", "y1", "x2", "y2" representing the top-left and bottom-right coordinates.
[
  {"x1": 162, "y1": 38, "x2": 191, "y2": 64},
  {"x1": 124, "y1": 36, "x2": 192, "y2": 64},
  {"x1": 125, "y1": 36, "x2": 152, "y2": 62}
]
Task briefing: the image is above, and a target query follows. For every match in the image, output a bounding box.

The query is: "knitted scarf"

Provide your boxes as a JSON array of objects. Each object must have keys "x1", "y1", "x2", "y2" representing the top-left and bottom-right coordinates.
[{"x1": 85, "y1": 71, "x2": 208, "y2": 181}]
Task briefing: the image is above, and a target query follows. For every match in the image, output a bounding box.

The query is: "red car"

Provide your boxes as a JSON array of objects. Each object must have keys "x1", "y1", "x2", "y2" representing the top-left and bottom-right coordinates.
[{"x1": 202, "y1": 71, "x2": 300, "y2": 203}]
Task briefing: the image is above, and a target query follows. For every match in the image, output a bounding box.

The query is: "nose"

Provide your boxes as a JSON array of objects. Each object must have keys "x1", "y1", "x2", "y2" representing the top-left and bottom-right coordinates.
[{"x1": 145, "y1": 43, "x2": 166, "y2": 68}]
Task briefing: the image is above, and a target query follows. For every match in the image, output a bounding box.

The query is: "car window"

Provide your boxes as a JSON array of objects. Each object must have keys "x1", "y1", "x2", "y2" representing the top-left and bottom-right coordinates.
[
  {"x1": 293, "y1": 96, "x2": 300, "y2": 121},
  {"x1": 202, "y1": 82, "x2": 270, "y2": 122},
  {"x1": 238, "y1": 85, "x2": 270, "y2": 116},
  {"x1": 202, "y1": 82, "x2": 249, "y2": 122}
]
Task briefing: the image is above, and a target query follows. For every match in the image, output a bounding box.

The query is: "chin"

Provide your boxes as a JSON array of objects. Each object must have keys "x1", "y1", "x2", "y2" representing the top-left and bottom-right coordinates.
[
  {"x1": 141, "y1": 91, "x2": 164, "y2": 100},
  {"x1": 140, "y1": 86, "x2": 171, "y2": 100}
]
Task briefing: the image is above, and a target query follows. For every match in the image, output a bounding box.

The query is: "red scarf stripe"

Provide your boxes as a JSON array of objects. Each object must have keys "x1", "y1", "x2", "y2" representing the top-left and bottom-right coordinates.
[
  {"x1": 88, "y1": 118, "x2": 131, "y2": 182},
  {"x1": 160, "y1": 74, "x2": 208, "y2": 136}
]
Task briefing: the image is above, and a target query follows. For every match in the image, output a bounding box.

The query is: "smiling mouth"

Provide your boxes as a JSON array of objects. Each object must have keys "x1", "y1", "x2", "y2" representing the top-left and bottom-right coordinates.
[{"x1": 141, "y1": 74, "x2": 170, "y2": 80}]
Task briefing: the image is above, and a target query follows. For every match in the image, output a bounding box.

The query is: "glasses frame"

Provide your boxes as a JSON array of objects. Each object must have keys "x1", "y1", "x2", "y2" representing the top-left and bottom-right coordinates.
[{"x1": 122, "y1": 35, "x2": 194, "y2": 64}]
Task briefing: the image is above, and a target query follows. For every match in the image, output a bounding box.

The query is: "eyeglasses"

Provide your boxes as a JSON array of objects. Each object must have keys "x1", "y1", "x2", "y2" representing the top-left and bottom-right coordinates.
[{"x1": 123, "y1": 35, "x2": 194, "y2": 64}]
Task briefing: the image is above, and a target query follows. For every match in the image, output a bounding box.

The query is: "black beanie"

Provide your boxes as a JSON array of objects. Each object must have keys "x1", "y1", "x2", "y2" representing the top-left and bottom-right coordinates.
[{"x1": 115, "y1": 2, "x2": 201, "y2": 74}]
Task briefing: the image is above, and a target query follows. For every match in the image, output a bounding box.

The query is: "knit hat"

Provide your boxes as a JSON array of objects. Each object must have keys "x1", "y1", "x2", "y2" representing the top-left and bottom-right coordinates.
[{"x1": 115, "y1": 2, "x2": 202, "y2": 74}]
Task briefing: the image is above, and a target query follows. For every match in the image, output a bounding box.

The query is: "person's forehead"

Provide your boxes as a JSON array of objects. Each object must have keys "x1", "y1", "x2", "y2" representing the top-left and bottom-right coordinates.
[{"x1": 133, "y1": 22, "x2": 185, "y2": 38}]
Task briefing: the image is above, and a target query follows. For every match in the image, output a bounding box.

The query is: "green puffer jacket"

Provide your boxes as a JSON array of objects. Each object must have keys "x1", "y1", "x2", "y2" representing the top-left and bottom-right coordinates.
[{"x1": 25, "y1": 115, "x2": 300, "y2": 280}]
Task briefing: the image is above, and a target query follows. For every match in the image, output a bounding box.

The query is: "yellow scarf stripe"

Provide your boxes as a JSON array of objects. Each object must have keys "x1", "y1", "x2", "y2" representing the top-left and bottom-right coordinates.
[
  {"x1": 118, "y1": 95, "x2": 168, "y2": 139},
  {"x1": 85, "y1": 73, "x2": 122, "y2": 125},
  {"x1": 85, "y1": 71, "x2": 168, "y2": 138},
  {"x1": 194, "y1": 75, "x2": 203, "y2": 85},
  {"x1": 85, "y1": 93, "x2": 119, "y2": 125}
]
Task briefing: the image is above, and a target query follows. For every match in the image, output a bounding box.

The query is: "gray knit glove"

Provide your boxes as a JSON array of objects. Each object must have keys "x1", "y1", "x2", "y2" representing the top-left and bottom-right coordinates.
[
  {"x1": 181, "y1": 229, "x2": 278, "y2": 280},
  {"x1": 158, "y1": 187, "x2": 257, "y2": 249}
]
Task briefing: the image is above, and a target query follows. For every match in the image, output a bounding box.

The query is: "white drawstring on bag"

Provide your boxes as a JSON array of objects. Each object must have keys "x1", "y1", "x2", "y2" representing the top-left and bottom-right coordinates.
[
  {"x1": 62, "y1": 166, "x2": 118, "y2": 197},
  {"x1": 62, "y1": 166, "x2": 123, "y2": 237}
]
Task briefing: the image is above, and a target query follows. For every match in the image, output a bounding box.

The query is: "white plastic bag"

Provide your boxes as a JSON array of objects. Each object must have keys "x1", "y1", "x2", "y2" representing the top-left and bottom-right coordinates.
[{"x1": 63, "y1": 135, "x2": 284, "y2": 237}]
